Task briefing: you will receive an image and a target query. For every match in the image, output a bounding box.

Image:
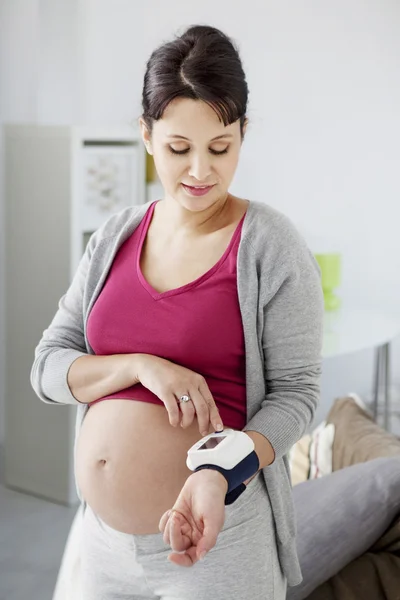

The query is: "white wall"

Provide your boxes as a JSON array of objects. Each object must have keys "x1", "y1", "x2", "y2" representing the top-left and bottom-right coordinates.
[
  {"x1": 1, "y1": 0, "x2": 400, "y2": 443},
  {"x1": 36, "y1": 0, "x2": 85, "y2": 124}
]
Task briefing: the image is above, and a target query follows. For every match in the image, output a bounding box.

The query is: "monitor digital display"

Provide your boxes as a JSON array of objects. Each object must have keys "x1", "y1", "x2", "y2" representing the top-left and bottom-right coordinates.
[{"x1": 198, "y1": 436, "x2": 227, "y2": 450}]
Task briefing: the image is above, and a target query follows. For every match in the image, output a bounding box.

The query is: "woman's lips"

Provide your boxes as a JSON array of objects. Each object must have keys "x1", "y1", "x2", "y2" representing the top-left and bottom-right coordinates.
[{"x1": 181, "y1": 183, "x2": 215, "y2": 197}]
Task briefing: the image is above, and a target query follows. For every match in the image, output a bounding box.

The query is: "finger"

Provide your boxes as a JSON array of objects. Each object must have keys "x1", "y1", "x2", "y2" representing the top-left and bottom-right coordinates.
[
  {"x1": 179, "y1": 396, "x2": 196, "y2": 429},
  {"x1": 198, "y1": 379, "x2": 223, "y2": 433},
  {"x1": 195, "y1": 520, "x2": 219, "y2": 561},
  {"x1": 170, "y1": 512, "x2": 191, "y2": 552},
  {"x1": 162, "y1": 392, "x2": 181, "y2": 427},
  {"x1": 163, "y1": 516, "x2": 171, "y2": 546},
  {"x1": 158, "y1": 510, "x2": 171, "y2": 533},
  {"x1": 163, "y1": 512, "x2": 187, "y2": 548},
  {"x1": 168, "y1": 546, "x2": 198, "y2": 567},
  {"x1": 189, "y1": 387, "x2": 211, "y2": 436}
]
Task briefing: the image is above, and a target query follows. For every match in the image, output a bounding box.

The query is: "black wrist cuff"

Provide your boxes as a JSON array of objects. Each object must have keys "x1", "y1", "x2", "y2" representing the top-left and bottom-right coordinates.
[{"x1": 194, "y1": 450, "x2": 259, "y2": 505}]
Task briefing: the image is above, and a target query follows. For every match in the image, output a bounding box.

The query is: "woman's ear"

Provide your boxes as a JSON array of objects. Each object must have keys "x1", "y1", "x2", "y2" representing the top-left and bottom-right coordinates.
[{"x1": 139, "y1": 117, "x2": 153, "y2": 155}]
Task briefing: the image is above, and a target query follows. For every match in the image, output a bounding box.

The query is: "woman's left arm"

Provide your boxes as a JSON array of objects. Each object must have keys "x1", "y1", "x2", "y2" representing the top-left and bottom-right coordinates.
[{"x1": 243, "y1": 238, "x2": 324, "y2": 465}]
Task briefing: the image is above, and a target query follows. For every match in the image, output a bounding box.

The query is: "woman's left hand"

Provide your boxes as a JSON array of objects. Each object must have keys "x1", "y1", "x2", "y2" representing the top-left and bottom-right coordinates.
[{"x1": 159, "y1": 469, "x2": 228, "y2": 567}]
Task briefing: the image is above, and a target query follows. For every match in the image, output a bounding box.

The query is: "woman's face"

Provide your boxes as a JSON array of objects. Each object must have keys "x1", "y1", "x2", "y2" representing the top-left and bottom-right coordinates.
[{"x1": 140, "y1": 98, "x2": 245, "y2": 212}]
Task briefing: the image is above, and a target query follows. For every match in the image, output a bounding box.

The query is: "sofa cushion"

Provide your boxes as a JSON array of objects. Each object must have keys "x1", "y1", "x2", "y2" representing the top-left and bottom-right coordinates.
[
  {"x1": 326, "y1": 396, "x2": 400, "y2": 470},
  {"x1": 287, "y1": 457, "x2": 400, "y2": 600},
  {"x1": 289, "y1": 421, "x2": 335, "y2": 486},
  {"x1": 308, "y1": 421, "x2": 335, "y2": 480},
  {"x1": 289, "y1": 434, "x2": 312, "y2": 486}
]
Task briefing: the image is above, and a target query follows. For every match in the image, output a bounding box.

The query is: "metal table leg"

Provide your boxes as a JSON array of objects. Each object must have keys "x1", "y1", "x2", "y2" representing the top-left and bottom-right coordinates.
[
  {"x1": 383, "y1": 343, "x2": 391, "y2": 431},
  {"x1": 372, "y1": 346, "x2": 381, "y2": 421},
  {"x1": 372, "y1": 342, "x2": 391, "y2": 430}
]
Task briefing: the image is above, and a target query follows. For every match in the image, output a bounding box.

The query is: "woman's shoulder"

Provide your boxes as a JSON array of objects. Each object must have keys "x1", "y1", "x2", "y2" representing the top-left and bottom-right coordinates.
[
  {"x1": 242, "y1": 201, "x2": 321, "y2": 296},
  {"x1": 244, "y1": 200, "x2": 309, "y2": 257},
  {"x1": 91, "y1": 201, "x2": 152, "y2": 245}
]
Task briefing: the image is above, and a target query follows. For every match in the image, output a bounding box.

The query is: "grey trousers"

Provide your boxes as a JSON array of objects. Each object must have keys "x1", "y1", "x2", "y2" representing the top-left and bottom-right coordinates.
[{"x1": 80, "y1": 472, "x2": 287, "y2": 600}]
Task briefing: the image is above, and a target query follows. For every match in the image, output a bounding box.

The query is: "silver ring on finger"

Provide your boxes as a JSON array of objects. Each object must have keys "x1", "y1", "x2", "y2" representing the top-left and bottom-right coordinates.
[{"x1": 178, "y1": 394, "x2": 191, "y2": 404}]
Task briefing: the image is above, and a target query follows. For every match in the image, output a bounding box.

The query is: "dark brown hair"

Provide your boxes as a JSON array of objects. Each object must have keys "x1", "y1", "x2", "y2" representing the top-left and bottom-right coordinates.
[{"x1": 141, "y1": 25, "x2": 248, "y2": 136}]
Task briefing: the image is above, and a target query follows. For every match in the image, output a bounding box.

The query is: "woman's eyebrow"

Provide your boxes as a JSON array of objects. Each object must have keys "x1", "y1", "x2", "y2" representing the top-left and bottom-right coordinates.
[{"x1": 166, "y1": 134, "x2": 234, "y2": 141}]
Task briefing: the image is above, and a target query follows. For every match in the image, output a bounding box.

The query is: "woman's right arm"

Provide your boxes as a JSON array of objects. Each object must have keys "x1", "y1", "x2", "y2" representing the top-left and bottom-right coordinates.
[
  {"x1": 31, "y1": 222, "x2": 222, "y2": 432},
  {"x1": 67, "y1": 353, "x2": 224, "y2": 436},
  {"x1": 30, "y1": 222, "x2": 146, "y2": 407},
  {"x1": 66, "y1": 353, "x2": 142, "y2": 405}
]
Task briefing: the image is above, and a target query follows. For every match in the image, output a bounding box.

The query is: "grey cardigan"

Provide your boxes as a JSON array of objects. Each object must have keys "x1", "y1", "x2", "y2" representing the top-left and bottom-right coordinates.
[{"x1": 31, "y1": 200, "x2": 323, "y2": 587}]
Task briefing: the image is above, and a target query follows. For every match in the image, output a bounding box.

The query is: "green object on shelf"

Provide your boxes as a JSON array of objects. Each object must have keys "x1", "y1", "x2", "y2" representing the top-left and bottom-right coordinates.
[{"x1": 314, "y1": 252, "x2": 342, "y2": 311}]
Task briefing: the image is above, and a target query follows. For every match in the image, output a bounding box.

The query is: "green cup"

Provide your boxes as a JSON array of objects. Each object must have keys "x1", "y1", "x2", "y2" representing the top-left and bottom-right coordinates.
[{"x1": 314, "y1": 252, "x2": 342, "y2": 311}]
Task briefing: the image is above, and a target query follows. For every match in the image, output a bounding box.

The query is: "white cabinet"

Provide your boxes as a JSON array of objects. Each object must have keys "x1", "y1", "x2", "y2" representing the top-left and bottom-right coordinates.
[{"x1": 4, "y1": 125, "x2": 146, "y2": 505}]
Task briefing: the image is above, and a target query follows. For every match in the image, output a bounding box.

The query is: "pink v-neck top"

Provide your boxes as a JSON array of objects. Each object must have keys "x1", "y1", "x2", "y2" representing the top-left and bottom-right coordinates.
[{"x1": 86, "y1": 201, "x2": 247, "y2": 429}]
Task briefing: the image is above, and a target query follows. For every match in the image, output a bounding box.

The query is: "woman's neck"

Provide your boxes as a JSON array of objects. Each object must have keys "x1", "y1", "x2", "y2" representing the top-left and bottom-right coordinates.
[{"x1": 153, "y1": 193, "x2": 238, "y2": 237}]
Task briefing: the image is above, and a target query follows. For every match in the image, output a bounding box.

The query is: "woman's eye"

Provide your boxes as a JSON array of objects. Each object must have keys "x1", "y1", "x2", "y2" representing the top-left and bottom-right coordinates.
[
  {"x1": 168, "y1": 146, "x2": 229, "y2": 156},
  {"x1": 169, "y1": 146, "x2": 190, "y2": 155},
  {"x1": 210, "y1": 147, "x2": 229, "y2": 155}
]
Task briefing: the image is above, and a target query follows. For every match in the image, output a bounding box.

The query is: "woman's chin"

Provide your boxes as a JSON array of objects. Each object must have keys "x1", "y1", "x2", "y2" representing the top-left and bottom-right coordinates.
[{"x1": 169, "y1": 187, "x2": 226, "y2": 212}]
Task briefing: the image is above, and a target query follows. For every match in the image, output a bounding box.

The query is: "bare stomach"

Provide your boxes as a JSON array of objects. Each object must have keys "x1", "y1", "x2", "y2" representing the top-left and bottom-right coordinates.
[{"x1": 75, "y1": 399, "x2": 215, "y2": 535}]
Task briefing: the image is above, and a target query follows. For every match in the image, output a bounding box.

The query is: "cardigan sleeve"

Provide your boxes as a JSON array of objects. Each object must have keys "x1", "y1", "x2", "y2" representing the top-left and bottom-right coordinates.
[
  {"x1": 30, "y1": 232, "x2": 99, "y2": 406},
  {"x1": 243, "y1": 226, "x2": 324, "y2": 461}
]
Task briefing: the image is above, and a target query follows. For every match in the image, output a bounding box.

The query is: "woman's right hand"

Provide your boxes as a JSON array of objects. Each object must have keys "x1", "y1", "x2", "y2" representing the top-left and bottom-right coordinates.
[{"x1": 133, "y1": 354, "x2": 223, "y2": 437}]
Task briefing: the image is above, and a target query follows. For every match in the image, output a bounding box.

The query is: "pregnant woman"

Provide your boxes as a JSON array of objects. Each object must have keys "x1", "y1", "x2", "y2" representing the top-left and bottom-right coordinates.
[{"x1": 31, "y1": 25, "x2": 323, "y2": 600}]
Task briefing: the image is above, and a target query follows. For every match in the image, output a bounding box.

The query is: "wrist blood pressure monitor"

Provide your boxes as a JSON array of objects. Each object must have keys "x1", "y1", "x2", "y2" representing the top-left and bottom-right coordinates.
[{"x1": 186, "y1": 429, "x2": 260, "y2": 505}]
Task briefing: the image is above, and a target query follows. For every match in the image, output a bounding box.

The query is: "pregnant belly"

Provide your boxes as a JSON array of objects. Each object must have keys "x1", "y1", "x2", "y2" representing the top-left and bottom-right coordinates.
[{"x1": 75, "y1": 399, "x2": 214, "y2": 535}]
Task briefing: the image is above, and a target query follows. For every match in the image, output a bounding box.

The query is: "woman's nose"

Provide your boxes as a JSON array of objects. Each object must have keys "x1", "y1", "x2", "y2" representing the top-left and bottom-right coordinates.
[{"x1": 188, "y1": 154, "x2": 212, "y2": 182}]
